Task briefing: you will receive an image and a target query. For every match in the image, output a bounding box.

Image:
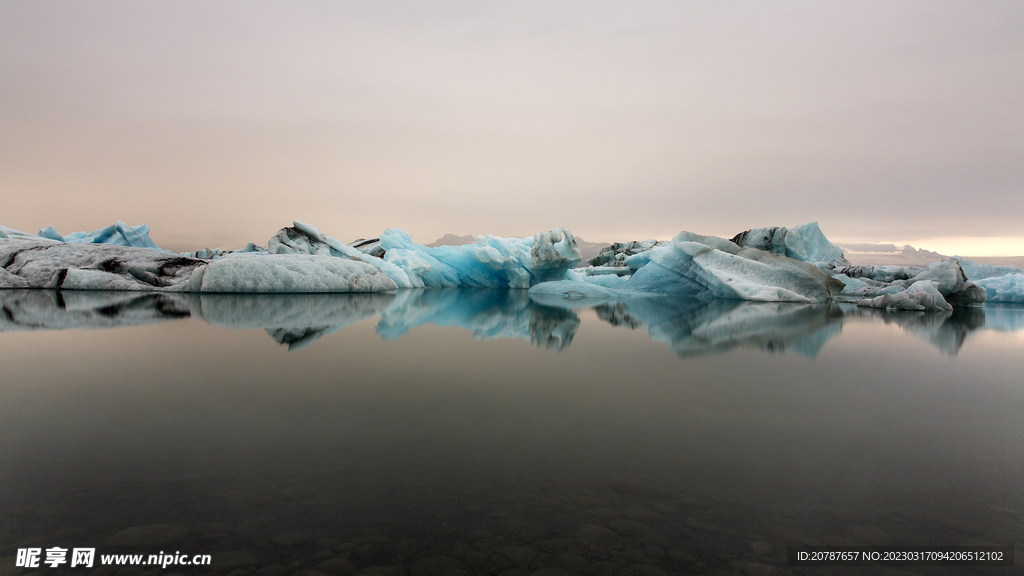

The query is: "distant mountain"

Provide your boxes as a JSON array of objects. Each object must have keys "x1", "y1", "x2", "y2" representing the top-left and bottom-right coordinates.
[
  {"x1": 425, "y1": 233, "x2": 476, "y2": 247},
  {"x1": 572, "y1": 237, "x2": 610, "y2": 265}
]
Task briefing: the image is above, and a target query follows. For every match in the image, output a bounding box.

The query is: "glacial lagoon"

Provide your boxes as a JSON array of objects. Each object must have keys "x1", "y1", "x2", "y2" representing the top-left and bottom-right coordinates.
[{"x1": 1, "y1": 289, "x2": 1022, "y2": 575}]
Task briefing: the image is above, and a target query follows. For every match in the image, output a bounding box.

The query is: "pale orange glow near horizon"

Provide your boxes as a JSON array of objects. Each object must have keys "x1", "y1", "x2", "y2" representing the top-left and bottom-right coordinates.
[{"x1": 832, "y1": 236, "x2": 1024, "y2": 258}]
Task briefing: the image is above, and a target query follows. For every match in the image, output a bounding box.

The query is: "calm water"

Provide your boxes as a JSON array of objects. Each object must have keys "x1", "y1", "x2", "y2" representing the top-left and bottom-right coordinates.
[{"x1": 1, "y1": 289, "x2": 1022, "y2": 576}]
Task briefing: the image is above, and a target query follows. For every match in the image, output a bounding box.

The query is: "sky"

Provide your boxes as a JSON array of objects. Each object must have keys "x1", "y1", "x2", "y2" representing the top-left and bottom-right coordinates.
[{"x1": 1, "y1": 2, "x2": 1022, "y2": 254}]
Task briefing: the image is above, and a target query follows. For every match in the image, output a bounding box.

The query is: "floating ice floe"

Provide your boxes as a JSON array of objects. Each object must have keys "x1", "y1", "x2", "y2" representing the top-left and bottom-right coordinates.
[
  {"x1": 971, "y1": 273, "x2": 1024, "y2": 304},
  {"x1": 0, "y1": 237, "x2": 396, "y2": 293},
  {"x1": 834, "y1": 258, "x2": 986, "y2": 310},
  {"x1": 190, "y1": 253, "x2": 397, "y2": 293},
  {"x1": 530, "y1": 229, "x2": 845, "y2": 304},
  {"x1": 266, "y1": 221, "x2": 582, "y2": 289},
  {"x1": 956, "y1": 257, "x2": 1022, "y2": 281},
  {"x1": 535, "y1": 223, "x2": 997, "y2": 311}
]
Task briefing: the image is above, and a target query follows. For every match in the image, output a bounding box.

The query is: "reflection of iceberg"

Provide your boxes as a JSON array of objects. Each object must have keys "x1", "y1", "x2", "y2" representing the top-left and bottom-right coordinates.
[
  {"x1": 838, "y1": 304, "x2": 990, "y2": 357},
  {"x1": 0, "y1": 289, "x2": 190, "y2": 331},
  {"x1": 6, "y1": 288, "x2": 1018, "y2": 356},
  {"x1": 191, "y1": 293, "x2": 395, "y2": 350},
  {"x1": 376, "y1": 289, "x2": 579, "y2": 352},
  {"x1": 983, "y1": 305, "x2": 1024, "y2": 332},
  {"x1": 587, "y1": 298, "x2": 845, "y2": 358}
]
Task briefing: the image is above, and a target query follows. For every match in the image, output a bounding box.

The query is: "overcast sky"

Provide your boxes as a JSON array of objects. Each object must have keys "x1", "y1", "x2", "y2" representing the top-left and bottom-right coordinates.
[{"x1": 2, "y1": 2, "x2": 1021, "y2": 254}]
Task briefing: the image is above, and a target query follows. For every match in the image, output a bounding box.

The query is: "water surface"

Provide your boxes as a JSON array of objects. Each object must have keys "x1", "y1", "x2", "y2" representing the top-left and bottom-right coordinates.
[{"x1": 2, "y1": 290, "x2": 1022, "y2": 575}]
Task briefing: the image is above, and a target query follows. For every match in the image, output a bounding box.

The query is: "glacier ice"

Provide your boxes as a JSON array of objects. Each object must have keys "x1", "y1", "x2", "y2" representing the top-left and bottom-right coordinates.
[
  {"x1": 731, "y1": 222, "x2": 851, "y2": 270},
  {"x1": 375, "y1": 227, "x2": 581, "y2": 288},
  {"x1": 833, "y1": 258, "x2": 986, "y2": 310},
  {"x1": 972, "y1": 273, "x2": 1024, "y2": 304},
  {"x1": 38, "y1": 221, "x2": 165, "y2": 250},
  {"x1": 1, "y1": 237, "x2": 205, "y2": 290},
  {"x1": 189, "y1": 253, "x2": 397, "y2": 293},
  {"x1": 957, "y1": 257, "x2": 1022, "y2": 281},
  {"x1": 587, "y1": 239, "x2": 665, "y2": 269},
  {"x1": 855, "y1": 279, "x2": 953, "y2": 311},
  {"x1": 1, "y1": 218, "x2": 1018, "y2": 308},
  {"x1": 530, "y1": 229, "x2": 845, "y2": 303},
  {"x1": 0, "y1": 237, "x2": 396, "y2": 293},
  {"x1": 266, "y1": 221, "x2": 582, "y2": 289}
]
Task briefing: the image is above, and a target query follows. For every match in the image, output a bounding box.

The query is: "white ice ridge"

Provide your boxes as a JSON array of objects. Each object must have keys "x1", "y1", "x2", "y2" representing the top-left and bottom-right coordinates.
[
  {"x1": 267, "y1": 221, "x2": 582, "y2": 288},
  {"x1": 530, "y1": 229, "x2": 846, "y2": 303}
]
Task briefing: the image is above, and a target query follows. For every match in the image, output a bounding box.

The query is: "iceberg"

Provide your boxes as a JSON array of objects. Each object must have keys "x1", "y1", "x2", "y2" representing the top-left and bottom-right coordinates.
[
  {"x1": 0, "y1": 218, "x2": 1013, "y2": 309},
  {"x1": 973, "y1": 273, "x2": 1024, "y2": 304},
  {"x1": 267, "y1": 221, "x2": 582, "y2": 289},
  {"x1": 1, "y1": 237, "x2": 205, "y2": 291},
  {"x1": 730, "y1": 222, "x2": 851, "y2": 270},
  {"x1": 834, "y1": 258, "x2": 986, "y2": 310},
  {"x1": 38, "y1": 221, "x2": 164, "y2": 250},
  {"x1": 189, "y1": 253, "x2": 397, "y2": 293},
  {"x1": 956, "y1": 257, "x2": 1022, "y2": 281},
  {"x1": 530, "y1": 229, "x2": 845, "y2": 303},
  {"x1": 0, "y1": 237, "x2": 397, "y2": 293}
]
